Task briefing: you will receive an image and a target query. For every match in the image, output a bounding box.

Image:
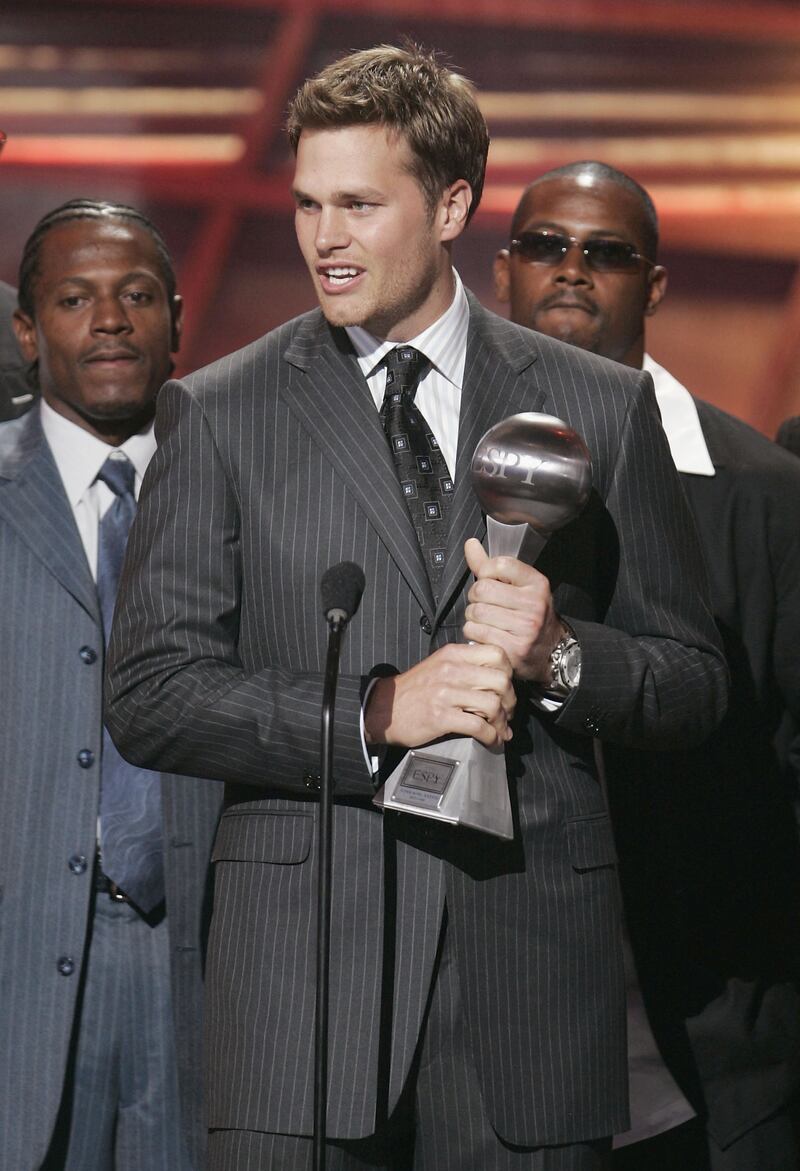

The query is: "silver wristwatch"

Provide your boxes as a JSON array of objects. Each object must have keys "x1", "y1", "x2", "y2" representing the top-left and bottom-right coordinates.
[{"x1": 546, "y1": 624, "x2": 582, "y2": 699}]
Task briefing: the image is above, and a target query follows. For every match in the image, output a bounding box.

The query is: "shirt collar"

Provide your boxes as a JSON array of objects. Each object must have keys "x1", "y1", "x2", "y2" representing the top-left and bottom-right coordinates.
[
  {"x1": 643, "y1": 353, "x2": 715, "y2": 477},
  {"x1": 346, "y1": 269, "x2": 469, "y2": 388},
  {"x1": 39, "y1": 397, "x2": 157, "y2": 506}
]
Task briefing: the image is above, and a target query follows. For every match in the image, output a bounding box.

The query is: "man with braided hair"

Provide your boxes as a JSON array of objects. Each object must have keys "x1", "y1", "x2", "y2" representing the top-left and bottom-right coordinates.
[{"x1": 0, "y1": 200, "x2": 220, "y2": 1170}]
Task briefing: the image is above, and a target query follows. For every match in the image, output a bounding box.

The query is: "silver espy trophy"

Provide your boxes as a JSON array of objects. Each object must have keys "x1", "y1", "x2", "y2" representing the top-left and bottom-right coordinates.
[{"x1": 374, "y1": 413, "x2": 592, "y2": 839}]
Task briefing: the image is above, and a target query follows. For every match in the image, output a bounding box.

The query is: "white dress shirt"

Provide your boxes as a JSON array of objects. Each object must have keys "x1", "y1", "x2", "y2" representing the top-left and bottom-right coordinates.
[
  {"x1": 346, "y1": 268, "x2": 469, "y2": 480},
  {"x1": 644, "y1": 354, "x2": 715, "y2": 478},
  {"x1": 39, "y1": 398, "x2": 156, "y2": 580}
]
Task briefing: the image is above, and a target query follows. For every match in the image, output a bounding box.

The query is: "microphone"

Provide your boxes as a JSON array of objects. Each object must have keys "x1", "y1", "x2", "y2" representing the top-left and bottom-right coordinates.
[
  {"x1": 321, "y1": 560, "x2": 365, "y2": 627},
  {"x1": 314, "y1": 561, "x2": 365, "y2": 1171}
]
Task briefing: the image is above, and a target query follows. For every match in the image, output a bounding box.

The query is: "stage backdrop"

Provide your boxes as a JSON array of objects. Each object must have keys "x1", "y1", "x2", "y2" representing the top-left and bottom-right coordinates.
[{"x1": 2, "y1": 0, "x2": 800, "y2": 436}]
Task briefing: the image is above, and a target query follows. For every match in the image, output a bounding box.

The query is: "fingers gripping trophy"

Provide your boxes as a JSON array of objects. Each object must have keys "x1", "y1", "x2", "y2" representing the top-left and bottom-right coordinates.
[{"x1": 374, "y1": 413, "x2": 592, "y2": 838}]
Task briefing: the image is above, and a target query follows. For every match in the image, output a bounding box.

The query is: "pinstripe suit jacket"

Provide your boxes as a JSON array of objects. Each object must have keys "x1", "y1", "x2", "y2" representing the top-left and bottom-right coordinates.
[
  {"x1": 107, "y1": 294, "x2": 727, "y2": 1148},
  {"x1": 0, "y1": 408, "x2": 222, "y2": 1171}
]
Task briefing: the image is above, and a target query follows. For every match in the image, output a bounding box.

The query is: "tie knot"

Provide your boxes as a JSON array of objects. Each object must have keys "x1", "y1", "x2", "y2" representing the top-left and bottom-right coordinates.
[
  {"x1": 383, "y1": 346, "x2": 430, "y2": 401},
  {"x1": 96, "y1": 453, "x2": 136, "y2": 500}
]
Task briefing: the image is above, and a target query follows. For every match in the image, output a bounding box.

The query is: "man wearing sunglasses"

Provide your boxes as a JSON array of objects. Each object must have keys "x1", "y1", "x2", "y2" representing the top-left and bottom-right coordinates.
[{"x1": 496, "y1": 160, "x2": 800, "y2": 1171}]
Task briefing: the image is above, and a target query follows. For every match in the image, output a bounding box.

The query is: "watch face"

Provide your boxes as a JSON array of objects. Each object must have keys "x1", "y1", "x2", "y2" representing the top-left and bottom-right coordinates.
[{"x1": 561, "y1": 642, "x2": 582, "y2": 688}]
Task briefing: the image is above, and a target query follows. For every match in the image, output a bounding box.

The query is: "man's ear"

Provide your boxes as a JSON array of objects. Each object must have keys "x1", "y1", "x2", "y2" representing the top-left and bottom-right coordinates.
[
  {"x1": 493, "y1": 249, "x2": 511, "y2": 304},
  {"x1": 645, "y1": 265, "x2": 668, "y2": 318},
  {"x1": 170, "y1": 295, "x2": 184, "y2": 353},
  {"x1": 439, "y1": 179, "x2": 472, "y2": 243},
  {"x1": 12, "y1": 308, "x2": 38, "y2": 364}
]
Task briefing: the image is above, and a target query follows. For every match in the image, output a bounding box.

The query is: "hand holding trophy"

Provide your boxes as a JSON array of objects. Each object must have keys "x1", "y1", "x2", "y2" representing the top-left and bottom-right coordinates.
[{"x1": 373, "y1": 413, "x2": 592, "y2": 838}]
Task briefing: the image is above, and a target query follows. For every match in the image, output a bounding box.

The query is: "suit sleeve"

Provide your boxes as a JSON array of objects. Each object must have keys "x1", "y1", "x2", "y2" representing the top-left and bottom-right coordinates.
[
  {"x1": 106, "y1": 378, "x2": 373, "y2": 797},
  {"x1": 551, "y1": 369, "x2": 729, "y2": 748}
]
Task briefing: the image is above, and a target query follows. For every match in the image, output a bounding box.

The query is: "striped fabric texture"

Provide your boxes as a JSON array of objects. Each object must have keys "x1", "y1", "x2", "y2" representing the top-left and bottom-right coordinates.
[
  {"x1": 107, "y1": 294, "x2": 727, "y2": 1151},
  {"x1": 0, "y1": 409, "x2": 222, "y2": 1171}
]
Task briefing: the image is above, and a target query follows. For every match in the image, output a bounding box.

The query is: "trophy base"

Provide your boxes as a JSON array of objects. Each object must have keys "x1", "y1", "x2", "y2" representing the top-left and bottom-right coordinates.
[{"x1": 373, "y1": 739, "x2": 514, "y2": 840}]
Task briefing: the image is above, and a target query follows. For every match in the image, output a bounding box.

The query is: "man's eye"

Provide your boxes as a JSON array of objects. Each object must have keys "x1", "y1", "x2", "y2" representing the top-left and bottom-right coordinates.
[
  {"x1": 60, "y1": 296, "x2": 86, "y2": 308},
  {"x1": 125, "y1": 291, "x2": 152, "y2": 304}
]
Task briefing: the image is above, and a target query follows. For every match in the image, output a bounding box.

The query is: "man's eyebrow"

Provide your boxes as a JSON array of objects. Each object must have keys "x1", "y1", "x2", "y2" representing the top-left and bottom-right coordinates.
[
  {"x1": 291, "y1": 187, "x2": 384, "y2": 202},
  {"x1": 51, "y1": 270, "x2": 163, "y2": 290}
]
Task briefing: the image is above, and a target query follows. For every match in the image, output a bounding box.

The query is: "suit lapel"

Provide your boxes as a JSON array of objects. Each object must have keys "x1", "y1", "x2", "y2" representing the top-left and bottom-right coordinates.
[
  {"x1": 435, "y1": 296, "x2": 546, "y2": 622},
  {"x1": 280, "y1": 301, "x2": 549, "y2": 624},
  {"x1": 0, "y1": 409, "x2": 99, "y2": 622},
  {"x1": 282, "y1": 315, "x2": 435, "y2": 616}
]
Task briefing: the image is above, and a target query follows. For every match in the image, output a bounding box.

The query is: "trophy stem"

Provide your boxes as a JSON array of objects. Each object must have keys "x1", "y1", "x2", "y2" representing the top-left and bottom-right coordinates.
[{"x1": 486, "y1": 516, "x2": 529, "y2": 559}]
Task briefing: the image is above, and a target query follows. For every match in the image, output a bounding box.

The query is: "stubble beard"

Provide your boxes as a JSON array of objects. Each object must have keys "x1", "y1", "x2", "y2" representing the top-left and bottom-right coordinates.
[{"x1": 316, "y1": 248, "x2": 442, "y2": 341}]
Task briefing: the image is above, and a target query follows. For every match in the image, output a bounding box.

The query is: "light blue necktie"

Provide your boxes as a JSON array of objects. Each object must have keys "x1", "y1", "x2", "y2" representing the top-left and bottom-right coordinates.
[{"x1": 96, "y1": 454, "x2": 165, "y2": 912}]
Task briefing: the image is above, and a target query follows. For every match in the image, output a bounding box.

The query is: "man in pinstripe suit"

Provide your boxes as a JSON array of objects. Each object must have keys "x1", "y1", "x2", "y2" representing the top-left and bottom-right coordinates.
[
  {"x1": 0, "y1": 201, "x2": 221, "y2": 1169},
  {"x1": 107, "y1": 45, "x2": 728, "y2": 1171}
]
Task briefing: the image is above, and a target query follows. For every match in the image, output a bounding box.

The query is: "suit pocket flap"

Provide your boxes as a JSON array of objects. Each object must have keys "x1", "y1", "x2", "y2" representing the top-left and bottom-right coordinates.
[
  {"x1": 566, "y1": 812, "x2": 617, "y2": 871},
  {"x1": 212, "y1": 810, "x2": 313, "y2": 865}
]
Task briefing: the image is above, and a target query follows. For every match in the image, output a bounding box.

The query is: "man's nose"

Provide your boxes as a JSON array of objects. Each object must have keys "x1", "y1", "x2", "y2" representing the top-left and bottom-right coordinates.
[
  {"x1": 315, "y1": 207, "x2": 349, "y2": 253},
  {"x1": 91, "y1": 296, "x2": 132, "y2": 332},
  {"x1": 554, "y1": 242, "x2": 594, "y2": 284}
]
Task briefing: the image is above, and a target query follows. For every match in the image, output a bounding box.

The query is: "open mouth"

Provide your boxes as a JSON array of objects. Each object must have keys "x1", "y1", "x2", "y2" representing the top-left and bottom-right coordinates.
[{"x1": 318, "y1": 266, "x2": 364, "y2": 292}]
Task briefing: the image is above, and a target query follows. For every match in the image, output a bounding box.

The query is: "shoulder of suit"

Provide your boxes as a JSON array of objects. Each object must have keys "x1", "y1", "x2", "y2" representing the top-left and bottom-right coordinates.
[
  {"x1": 176, "y1": 307, "x2": 323, "y2": 400},
  {"x1": 0, "y1": 280, "x2": 25, "y2": 370},
  {"x1": 466, "y1": 292, "x2": 643, "y2": 392},
  {"x1": 693, "y1": 396, "x2": 800, "y2": 498},
  {"x1": 0, "y1": 410, "x2": 40, "y2": 474}
]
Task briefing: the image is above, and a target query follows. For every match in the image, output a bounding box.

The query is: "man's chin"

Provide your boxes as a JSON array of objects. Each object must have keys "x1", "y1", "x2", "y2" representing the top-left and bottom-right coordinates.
[
  {"x1": 530, "y1": 311, "x2": 600, "y2": 353},
  {"x1": 317, "y1": 296, "x2": 370, "y2": 331},
  {"x1": 85, "y1": 400, "x2": 155, "y2": 423}
]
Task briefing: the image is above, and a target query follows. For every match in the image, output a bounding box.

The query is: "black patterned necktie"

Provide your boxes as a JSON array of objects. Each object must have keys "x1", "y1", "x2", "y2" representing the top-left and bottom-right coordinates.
[
  {"x1": 96, "y1": 454, "x2": 164, "y2": 913},
  {"x1": 380, "y1": 346, "x2": 453, "y2": 593}
]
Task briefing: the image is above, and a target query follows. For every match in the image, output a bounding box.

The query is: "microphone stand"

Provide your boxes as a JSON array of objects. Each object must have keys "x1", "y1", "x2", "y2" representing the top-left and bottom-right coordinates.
[{"x1": 314, "y1": 607, "x2": 346, "y2": 1171}]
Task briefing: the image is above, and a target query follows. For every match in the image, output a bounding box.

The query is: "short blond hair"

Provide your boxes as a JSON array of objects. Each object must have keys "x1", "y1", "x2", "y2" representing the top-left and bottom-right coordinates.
[{"x1": 286, "y1": 43, "x2": 489, "y2": 224}]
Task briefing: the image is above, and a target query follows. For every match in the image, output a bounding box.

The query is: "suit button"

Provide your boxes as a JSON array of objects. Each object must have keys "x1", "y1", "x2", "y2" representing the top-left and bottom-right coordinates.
[
  {"x1": 79, "y1": 646, "x2": 98, "y2": 665},
  {"x1": 303, "y1": 771, "x2": 321, "y2": 791},
  {"x1": 68, "y1": 854, "x2": 88, "y2": 875},
  {"x1": 57, "y1": 956, "x2": 75, "y2": 976},
  {"x1": 77, "y1": 749, "x2": 95, "y2": 769},
  {"x1": 419, "y1": 615, "x2": 432, "y2": 635}
]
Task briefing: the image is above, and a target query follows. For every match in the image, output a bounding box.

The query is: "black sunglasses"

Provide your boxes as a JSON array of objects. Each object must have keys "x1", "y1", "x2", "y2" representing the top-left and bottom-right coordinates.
[{"x1": 510, "y1": 230, "x2": 655, "y2": 273}]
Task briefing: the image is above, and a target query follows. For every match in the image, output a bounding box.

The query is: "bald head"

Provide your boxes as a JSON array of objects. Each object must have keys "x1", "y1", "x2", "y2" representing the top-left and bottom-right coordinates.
[{"x1": 512, "y1": 161, "x2": 659, "y2": 259}]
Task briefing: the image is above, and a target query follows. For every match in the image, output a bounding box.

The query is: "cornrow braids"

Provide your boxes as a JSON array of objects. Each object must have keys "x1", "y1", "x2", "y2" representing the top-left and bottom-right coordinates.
[{"x1": 18, "y1": 198, "x2": 178, "y2": 321}]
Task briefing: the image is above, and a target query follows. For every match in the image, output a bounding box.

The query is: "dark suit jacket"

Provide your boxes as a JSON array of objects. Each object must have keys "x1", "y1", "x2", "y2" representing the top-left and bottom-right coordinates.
[
  {"x1": 606, "y1": 398, "x2": 800, "y2": 1155},
  {"x1": 0, "y1": 282, "x2": 37, "y2": 421},
  {"x1": 107, "y1": 294, "x2": 727, "y2": 1147},
  {"x1": 0, "y1": 408, "x2": 222, "y2": 1171}
]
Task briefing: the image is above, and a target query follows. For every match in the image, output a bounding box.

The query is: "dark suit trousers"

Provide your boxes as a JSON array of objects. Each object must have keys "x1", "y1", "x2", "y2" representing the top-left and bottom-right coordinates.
[{"x1": 208, "y1": 911, "x2": 611, "y2": 1171}]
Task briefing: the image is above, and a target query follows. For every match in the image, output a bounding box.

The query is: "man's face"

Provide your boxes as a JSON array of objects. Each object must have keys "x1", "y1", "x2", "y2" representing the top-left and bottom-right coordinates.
[
  {"x1": 14, "y1": 217, "x2": 182, "y2": 440},
  {"x1": 292, "y1": 123, "x2": 470, "y2": 341},
  {"x1": 494, "y1": 176, "x2": 666, "y2": 367}
]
